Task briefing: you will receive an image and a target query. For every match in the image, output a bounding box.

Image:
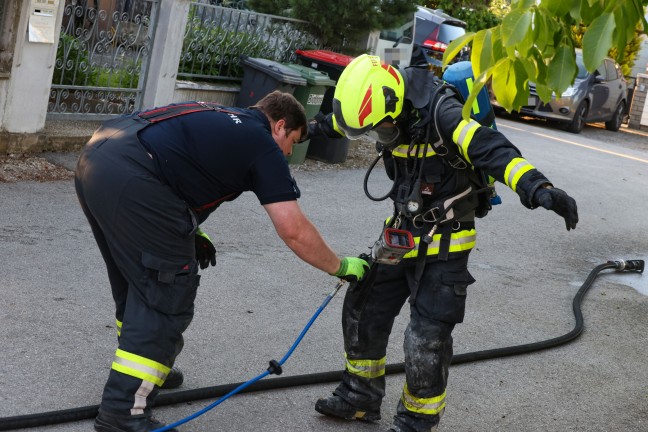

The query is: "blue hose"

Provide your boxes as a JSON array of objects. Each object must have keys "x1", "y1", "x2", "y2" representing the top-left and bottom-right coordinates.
[{"x1": 153, "y1": 280, "x2": 346, "y2": 432}]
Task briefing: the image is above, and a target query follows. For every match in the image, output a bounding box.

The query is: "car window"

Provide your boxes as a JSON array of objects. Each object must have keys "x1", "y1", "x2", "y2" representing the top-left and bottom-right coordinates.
[
  {"x1": 437, "y1": 23, "x2": 465, "y2": 44},
  {"x1": 575, "y1": 55, "x2": 589, "y2": 79},
  {"x1": 379, "y1": 20, "x2": 413, "y2": 42},
  {"x1": 414, "y1": 17, "x2": 440, "y2": 43},
  {"x1": 605, "y1": 60, "x2": 618, "y2": 80},
  {"x1": 595, "y1": 62, "x2": 608, "y2": 80}
]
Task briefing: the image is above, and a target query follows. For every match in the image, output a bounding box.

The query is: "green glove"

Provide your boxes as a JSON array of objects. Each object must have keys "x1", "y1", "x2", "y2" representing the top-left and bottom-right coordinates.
[
  {"x1": 333, "y1": 257, "x2": 370, "y2": 282},
  {"x1": 195, "y1": 229, "x2": 216, "y2": 270}
]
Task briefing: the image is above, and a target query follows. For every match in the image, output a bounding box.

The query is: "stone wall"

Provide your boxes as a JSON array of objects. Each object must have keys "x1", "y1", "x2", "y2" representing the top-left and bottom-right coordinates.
[{"x1": 628, "y1": 73, "x2": 648, "y2": 131}]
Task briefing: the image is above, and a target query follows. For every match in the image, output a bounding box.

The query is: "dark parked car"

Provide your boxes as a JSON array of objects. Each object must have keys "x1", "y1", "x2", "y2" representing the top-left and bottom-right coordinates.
[
  {"x1": 411, "y1": 7, "x2": 469, "y2": 67},
  {"x1": 494, "y1": 51, "x2": 628, "y2": 133}
]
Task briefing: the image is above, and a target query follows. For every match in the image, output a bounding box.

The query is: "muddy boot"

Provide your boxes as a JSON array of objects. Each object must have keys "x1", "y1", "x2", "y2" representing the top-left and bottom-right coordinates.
[
  {"x1": 315, "y1": 394, "x2": 381, "y2": 422},
  {"x1": 94, "y1": 410, "x2": 179, "y2": 432}
]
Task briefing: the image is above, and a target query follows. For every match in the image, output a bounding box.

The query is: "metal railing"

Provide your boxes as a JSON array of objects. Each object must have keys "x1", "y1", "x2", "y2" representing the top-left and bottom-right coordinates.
[
  {"x1": 48, "y1": 0, "x2": 158, "y2": 119},
  {"x1": 179, "y1": 2, "x2": 321, "y2": 82}
]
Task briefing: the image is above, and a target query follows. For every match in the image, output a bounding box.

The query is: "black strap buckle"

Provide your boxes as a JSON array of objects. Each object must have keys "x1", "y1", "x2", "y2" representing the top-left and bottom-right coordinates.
[{"x1": 448, "y1": 155, "x2": 467, "y2": 169}]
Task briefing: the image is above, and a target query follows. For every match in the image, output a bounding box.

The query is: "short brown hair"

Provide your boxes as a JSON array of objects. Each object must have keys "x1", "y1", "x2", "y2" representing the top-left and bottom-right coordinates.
[{"x1": 252, "y1": 91, "x2": 307, "y2": 139}]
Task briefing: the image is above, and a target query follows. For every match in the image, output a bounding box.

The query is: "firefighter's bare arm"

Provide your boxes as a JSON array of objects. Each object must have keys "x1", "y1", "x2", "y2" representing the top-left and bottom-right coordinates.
[{"x1": 263, "y1": 200, "x2": 368, "y2": 280}]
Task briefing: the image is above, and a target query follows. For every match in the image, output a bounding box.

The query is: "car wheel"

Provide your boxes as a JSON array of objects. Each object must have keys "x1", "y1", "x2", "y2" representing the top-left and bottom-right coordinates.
[
  {"x1": 605, "y1": 101, "x2": 625, "y2": 131},
  {"x1": 566, "y1": 101, "x2": 588, "y2": 134}
]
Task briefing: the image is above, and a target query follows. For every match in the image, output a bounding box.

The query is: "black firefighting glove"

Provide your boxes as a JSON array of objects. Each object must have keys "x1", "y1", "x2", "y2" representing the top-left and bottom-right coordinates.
[
  {"x1": 195, "y1": 229, "x2": 216, "y2": 269},
  {"x1": 333, "y1": 256, "x2": 370, "y2": 282},
  {"x1": 533, "y1": 186, "x2": 579, "y2": 231}
]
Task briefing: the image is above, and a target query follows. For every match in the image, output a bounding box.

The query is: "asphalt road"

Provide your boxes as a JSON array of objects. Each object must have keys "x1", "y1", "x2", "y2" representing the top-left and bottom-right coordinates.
[{"x1": 0, "y1": 117, "x2": 646, "y2": 432}]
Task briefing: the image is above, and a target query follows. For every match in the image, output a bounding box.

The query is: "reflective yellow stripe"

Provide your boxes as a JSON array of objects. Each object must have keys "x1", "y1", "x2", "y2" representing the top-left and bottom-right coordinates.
[
  {"x1": 452, "y1": 119, "x2": 480, "y2": 164},
  {"x1": 465, "y1": 77, "x2": 480, "y2": 115},
  {"x1": 111, "y1": 349, "x2": 170, "y2": 387},
  {"x1": 402, "y1": 229, "x2": 476, "y2": 258},
  {"x1": 401, "y1": 384, "x2": 446, "y2": 415},
  {"x1": 392, "y1": 143, "x2": 437, "y2": 158},
  {"x1": 345, "y1": 354, "x2": 386, "y2": 379},
  {"x1": 504, "y1": 158, "x2": 535, "y2": 192},
  {"x1": 116, "y1": 319, "x2": 122, "y2": 337}
]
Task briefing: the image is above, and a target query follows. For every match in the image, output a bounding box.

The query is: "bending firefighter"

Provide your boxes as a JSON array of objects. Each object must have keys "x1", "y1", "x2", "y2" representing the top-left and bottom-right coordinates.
[
  {"x1": 308, "y1": 55, "x2": 578, "y2": 432},
  {"x1": 75, "y1": 91, "x2": 368, "y2": 432}
]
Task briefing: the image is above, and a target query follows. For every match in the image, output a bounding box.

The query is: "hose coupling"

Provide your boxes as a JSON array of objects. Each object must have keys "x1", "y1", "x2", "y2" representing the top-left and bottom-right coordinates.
[
  {"x1": 267, "y1": 359, "x2": 283, "y2": 375},
  {"x1": 608, "y1": 259, "x2": 645, "y2": 273}
]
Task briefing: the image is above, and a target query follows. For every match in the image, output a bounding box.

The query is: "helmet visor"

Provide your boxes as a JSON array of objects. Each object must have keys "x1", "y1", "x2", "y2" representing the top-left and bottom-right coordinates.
[{"x1": 332, "y1": 98, "x2": 374, "y2": 139}]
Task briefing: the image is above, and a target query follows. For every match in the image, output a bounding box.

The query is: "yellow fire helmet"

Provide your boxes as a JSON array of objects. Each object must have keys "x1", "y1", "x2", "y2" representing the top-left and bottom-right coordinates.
[{"x1": 332, "y1": 54, "x2": 405, "y2": 139}]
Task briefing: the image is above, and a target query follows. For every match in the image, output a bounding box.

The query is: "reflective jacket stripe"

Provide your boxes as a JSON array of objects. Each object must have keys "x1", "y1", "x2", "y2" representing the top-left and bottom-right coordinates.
[
  {"x1": 402, "y1": 229, "x2": 476, "y2": 259},
  {"x1": 504, "y1": 157, "x2": 535, "y2": 192},
  {"x1": 392, "y1": 143, "x2": 437, "y2": 158},
  {"x1": 401, "y1": 384, "x2": 446, "y2": 415},
  {"x1": 345, "y1": 354, "x2": 386, "y2": 379},
  {"x1": 452, "y1": 119, "x2": 480, "y2": 164},
  {"x1": 111, "y1": 349, "x2": 170, "y2": 387},
  {"x1": 116, "y1": 319, "x2": 122, "y2": 337}
]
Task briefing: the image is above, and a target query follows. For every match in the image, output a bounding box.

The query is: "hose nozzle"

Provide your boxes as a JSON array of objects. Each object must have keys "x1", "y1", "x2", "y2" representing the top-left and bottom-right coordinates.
[{"x1": 608, "y1": 259, "x2": 645, "y2": 273}]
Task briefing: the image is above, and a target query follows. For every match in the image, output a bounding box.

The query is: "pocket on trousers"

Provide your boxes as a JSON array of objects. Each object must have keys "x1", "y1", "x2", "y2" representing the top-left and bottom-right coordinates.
[
  {"x1": 141, "y1": 251, "x2": 200, "y2": 315},
  {"x1": 431, "y1": 270, "x2": 475, "y2": 323}
]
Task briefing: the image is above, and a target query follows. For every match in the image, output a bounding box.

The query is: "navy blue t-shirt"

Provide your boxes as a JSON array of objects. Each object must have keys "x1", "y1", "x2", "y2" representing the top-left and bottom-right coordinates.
[{"x1": 138, "y1": 106, "x2": 299, "y2": 221}]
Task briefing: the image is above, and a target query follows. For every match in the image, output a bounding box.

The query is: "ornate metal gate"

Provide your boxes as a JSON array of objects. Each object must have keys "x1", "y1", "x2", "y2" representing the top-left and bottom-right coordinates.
[{"x1": 48, "y1": 0, "x2": 158, "y2": 119}]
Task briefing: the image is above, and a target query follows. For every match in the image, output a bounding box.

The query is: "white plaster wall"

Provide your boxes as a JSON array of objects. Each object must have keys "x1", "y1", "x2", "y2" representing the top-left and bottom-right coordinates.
[{"x1": 1, "y1": 1, "x2": 64, "y2": 133}]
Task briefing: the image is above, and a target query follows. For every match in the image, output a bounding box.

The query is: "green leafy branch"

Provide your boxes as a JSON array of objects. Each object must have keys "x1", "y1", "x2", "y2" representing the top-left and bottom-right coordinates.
[{"x1": 443, "y1": 0, "x2": 648, "y2": 120}]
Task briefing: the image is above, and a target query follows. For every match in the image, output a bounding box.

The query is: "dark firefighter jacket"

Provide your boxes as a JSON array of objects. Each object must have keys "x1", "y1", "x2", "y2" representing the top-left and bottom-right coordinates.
[{"x1": 315, "y1": 66, "x2": 551, "y2": 262}]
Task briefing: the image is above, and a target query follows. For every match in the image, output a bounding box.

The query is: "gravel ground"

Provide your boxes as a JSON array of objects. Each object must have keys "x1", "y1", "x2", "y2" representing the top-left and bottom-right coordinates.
[{"x1": 0, "y1": 138, "x2": 382, "y2": 182}]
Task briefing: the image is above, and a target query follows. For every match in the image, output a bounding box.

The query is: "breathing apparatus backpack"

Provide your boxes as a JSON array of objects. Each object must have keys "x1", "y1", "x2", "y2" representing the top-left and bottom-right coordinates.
[{"x1": 440, "y1": 61, "x2": 502, "y2": 218}]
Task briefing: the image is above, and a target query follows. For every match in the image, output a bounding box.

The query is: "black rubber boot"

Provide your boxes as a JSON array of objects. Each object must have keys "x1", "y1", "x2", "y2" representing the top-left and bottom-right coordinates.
[
  {"x1": 94, "y1": 410, "x2": 178, "y2": 432},
  {"x1": 315, "y1": 394, "x2": 381, "y2": 422},
  {"x1": 161, "y1": 366, "x2": 184, "y2": 390}
]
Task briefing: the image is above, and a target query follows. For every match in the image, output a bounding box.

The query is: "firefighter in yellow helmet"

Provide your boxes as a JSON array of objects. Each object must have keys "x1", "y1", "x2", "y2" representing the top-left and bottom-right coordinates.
[{"x1": 310, "y1": 54, "x2": 578, "y2": 432}]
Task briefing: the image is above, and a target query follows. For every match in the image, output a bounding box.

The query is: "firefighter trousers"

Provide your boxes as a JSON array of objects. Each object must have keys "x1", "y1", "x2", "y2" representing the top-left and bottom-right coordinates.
[
  {"x1": 75, "y1": 117, "x2": 200, "y2": 416},
  {"x1": 332, "y1": 255, "x2": 475, "y2": 432}
]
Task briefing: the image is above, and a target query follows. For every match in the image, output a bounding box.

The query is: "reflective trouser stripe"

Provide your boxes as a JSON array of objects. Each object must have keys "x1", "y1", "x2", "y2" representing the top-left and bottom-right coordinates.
[
  {"x1": 392, "y1": 144, "x2": 437, "y2": 158},
  {"x1": 504, "y1": 157, "x2": 535, "y2": 192},
  {"x1": 111, "y1": 349, "x2": 170, "y2": 387},
  {"x1": 452, "y1": 119, "x2": 480, "y2": 164},
  {"x1": 345, "y1": 354, "x2": 386, "y2": 379},
  {"x1": 402, "y1": 229, "x2": 476, "y2": 259},
  {"x1": 401, "y1": 384, "x2": 446, "y2": 415},
  {"x1": 116, "y1": 319, "x2": 122, "y2": 337}
]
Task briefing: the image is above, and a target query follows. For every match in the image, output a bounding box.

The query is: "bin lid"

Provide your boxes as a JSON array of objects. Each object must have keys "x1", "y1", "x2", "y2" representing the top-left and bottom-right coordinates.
[
  {"x1": 295, "y1": 50, "x2": 355, "y2": 67},
  {"x1": 283, "y1": 63, "x2": 337, "y2": 87},
  {"x1": 241, "y1": 55, "x2": 307, "y2": 86}
]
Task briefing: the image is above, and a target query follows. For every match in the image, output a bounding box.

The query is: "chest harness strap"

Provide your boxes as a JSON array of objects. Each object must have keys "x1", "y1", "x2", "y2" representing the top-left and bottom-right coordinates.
[{"x1": 137, "y1": 101, "x2": 240, "y2": 123}]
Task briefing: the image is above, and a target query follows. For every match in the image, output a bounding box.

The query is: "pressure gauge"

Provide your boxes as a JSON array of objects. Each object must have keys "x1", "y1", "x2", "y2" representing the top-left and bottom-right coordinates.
[{"x1": 407, "y1": 200, "x2": 420, "y2": 213}]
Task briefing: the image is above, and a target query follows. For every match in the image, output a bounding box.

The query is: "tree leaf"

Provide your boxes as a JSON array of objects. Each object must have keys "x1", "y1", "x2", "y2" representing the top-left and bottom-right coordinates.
[
  {"x1": 512, "y1": 59, "x2": 531, "y2": 109},
  {"x1": 535, "y1": 83, "x2": 554, "y2": 103},
  {"x1": 471, "y1": 29, "x2": 493, "y2": 77},
  {"x1": 582, "y1": 12, "x2": 615, "y2": 71},
  {"x1": 547, "y1": 46, "x2": 578, "y2": 95},
  {"x1": 443, "y1": 32, "x2": 475, "y2": 68},
  {"x1": 502, "y1": 9, "x2": 533, "y2": 47},
  {"x1": 491, "y1": 58, "x2": 517, "y2": 111},
  {"x1": 534, "y1": 9, "x2": 549, "y2": 51},
  {"x1": 542, "y1": 0, "x2": 572, "y2": 17},
  {"x1": 513, "y1": 0, "x2": 536, "y2": 9}
]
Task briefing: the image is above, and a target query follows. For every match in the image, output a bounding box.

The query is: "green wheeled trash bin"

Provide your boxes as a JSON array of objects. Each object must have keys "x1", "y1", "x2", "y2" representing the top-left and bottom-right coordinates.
[
  {"x1": 283, "y1": 63, "x2": 336, "y2": 164},
  {"x1": 294, "y1": 49, "x2": 356, "y2": 164},
  {"x1": 236, "y1": 55, "x2": 306, "y2": 108}
]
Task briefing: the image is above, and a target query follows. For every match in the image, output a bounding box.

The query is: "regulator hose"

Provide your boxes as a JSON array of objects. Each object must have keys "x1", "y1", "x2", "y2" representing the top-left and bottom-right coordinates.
[{"x1": 0, "y1": 259, "x2": 643, "y2": 431}]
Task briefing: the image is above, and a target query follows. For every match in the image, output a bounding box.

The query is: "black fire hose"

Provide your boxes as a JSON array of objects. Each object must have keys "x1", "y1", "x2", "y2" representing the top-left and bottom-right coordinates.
[{"x1": 0, "y1": 259, "x2": 643, "y2": 431}]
